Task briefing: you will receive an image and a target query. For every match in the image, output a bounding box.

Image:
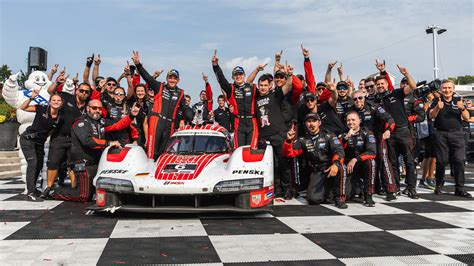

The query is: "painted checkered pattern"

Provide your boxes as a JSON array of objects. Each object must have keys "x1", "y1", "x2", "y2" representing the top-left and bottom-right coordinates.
[{"x1": 0, "y1": 167, "x2": 473, "y2": 265}]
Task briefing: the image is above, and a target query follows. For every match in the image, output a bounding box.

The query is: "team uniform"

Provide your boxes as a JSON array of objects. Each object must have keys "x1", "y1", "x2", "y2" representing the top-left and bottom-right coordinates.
[
  {"x1": 136, "y1": 63, "x2": 192, "y2": 160},
  {"x1": 52, "y1": 114, "x2": 134, "y2": 202},
  {"x1": 213, "y1": 64, "x2": 258, "y2": 148},
  {"x1": 283, "y1": 129, "x2": 346, "y2": 206},
  {"x1": 342, "y1": 128, "x2": 377, "y2": 203}
]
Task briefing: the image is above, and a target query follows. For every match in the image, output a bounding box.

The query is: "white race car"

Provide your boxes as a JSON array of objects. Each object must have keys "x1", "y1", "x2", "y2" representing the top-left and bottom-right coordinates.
[{"x1": 89, "y1": 124, "x2": 274, "y2": 213}]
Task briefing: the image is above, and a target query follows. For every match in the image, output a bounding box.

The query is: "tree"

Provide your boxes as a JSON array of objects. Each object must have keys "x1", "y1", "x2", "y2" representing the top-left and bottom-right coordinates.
[
  {"x1": 0, "y1": 65, "x2": 12, "y2": 83},
  {"x1": 448, "y1": 75, "x2": 474, "y2": 85}
]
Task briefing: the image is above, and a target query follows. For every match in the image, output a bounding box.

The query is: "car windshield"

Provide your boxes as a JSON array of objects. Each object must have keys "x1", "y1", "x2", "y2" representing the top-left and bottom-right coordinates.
[{"x1": 165, "y1": 134, "x2": 229, "y2": 154}]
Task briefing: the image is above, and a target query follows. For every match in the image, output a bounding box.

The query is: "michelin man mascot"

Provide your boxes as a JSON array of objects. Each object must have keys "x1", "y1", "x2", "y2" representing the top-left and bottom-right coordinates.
[{"x1": 2, "y1": 71, "x2": 52, "y2": 191}]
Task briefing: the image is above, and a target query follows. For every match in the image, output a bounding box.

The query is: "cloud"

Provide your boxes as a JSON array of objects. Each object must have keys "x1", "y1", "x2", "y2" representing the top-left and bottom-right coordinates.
[{"x1": 223, "y1": 56, "x2": 272, "y2": 73}]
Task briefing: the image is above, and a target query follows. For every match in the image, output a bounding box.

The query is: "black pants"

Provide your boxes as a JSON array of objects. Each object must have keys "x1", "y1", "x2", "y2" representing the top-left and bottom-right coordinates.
[
  {"x1": 53, "y1": 164, "x2": 98, "y2": 202},
  {"x1": 262, "y1": 132, "x2": 291, "y2": 195},
  {"x1": 348, "y1": 158, "x2": 376, "y2": 199},
  {"x1": 387, "y1": 126, "x2": 417, "y2": 190},
  {"x1": 375, "y1": 137, "x2": 397, "y2": 193},
  {"x1": 307, "y1": 164, "x2": 346, "y2": 205},
  {"x1": 435, "y1": 129, "x2": 466, "y2": 193},
  {"x1": 463, "y1": 128, "x2": 470, "y2": 160},
  {"x1": 47, "y1": 134, "x2": 71, "y2": 169},
  {"x1": 19, "y1": 134, "x2": 45, "y2": 194},
  {"x1": 233, "y1": 118, "x2": 258, "y2": 148}
]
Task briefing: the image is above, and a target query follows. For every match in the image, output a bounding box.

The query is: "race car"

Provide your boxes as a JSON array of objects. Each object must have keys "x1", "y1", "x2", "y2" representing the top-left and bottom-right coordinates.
[{"x1": 88, "y1": 124, "x2": 274, "y2": 213}]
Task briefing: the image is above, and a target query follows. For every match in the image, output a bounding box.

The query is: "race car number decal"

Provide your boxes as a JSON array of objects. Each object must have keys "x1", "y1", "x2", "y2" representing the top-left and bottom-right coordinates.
[{"x1": 162, "y1": 163, "x2": 197, "y2": 174}]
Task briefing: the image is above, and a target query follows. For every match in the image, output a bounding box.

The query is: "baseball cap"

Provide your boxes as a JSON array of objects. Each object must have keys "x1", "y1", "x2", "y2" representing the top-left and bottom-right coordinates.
[
  {"x1": 304, "y1": 112, "x2": 321, "y2": 122},
  {"x1": 336, "y1": 81, "x2": 349, "y2": 90},
  {"x1": 232, "y1": 66, "x2": 245, "y2": 76},
  {"x1": 167, "y1": 69, "x2": 180, "y2": 78},
  {"x1": 274, "y1": 70, "x2": 286, "y2": 78},
  {"x1": 304, "y1": 92, "x2": 316, "y2": 100},
  {"x1": 316, "y1": 82, "x2": 328, "y2": 89}
]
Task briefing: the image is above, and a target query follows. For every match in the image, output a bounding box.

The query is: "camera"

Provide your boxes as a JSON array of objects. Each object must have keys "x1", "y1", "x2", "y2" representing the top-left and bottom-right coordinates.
[{"x1": 414, "y1": 79, "x2": 441, "y2": 99}]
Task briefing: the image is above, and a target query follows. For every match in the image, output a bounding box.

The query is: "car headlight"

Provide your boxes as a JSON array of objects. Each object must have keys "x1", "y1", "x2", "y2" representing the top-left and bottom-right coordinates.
[
  {"x1": 213, "y1": 178, "x2": 263, "y2": 192},
  {"x1": 96, "y1": 177, "x2": 134, "y2": 193}
]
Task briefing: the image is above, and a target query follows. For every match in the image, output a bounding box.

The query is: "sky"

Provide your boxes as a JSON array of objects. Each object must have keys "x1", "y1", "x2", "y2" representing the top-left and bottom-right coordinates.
[{"x1": 1, "y1": 0, "x2": 473, "y2": 100}]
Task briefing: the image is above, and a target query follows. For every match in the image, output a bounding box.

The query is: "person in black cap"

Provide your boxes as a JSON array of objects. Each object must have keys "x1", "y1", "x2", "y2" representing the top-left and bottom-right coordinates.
[
  {"x1": 212, "y1": 50, "x2": 258, "y2": 148},
  {"x1": 255, "y1": 67, "x2": 295, "y2": 199},
  {"x1": 317, "y1": 81, "x2": 348, "y2": 137},
  {"x1": 429, "y1": 79, "x2": 472, "y2": 198},
  {"x1": 283, "y1": 112, "x2": 347, "y2": 208},
  {"x1": 132, "y1": 51, "x2": 192, "y2": 160},
  {"x1": 335, "y1": 81, "x2": 354, "y2": 121}
]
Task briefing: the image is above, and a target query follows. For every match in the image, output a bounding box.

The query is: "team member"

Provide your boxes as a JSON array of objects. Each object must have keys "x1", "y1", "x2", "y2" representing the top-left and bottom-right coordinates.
[
  {"x1": 429, "y1": 80, "x2": 472, "y2": 198},
  {"x1": 190, "y1": 74, "x2": 213, "y2": 126},
  {"x1": 334, "y1": 81, "x2": 354, "y2": 122},
  {"x1": 51, "y1": 100, "x2": 139, "y2": 202},
  {"x1": 212, "y1": 50, "x2": 258, "y2": 148},
  {"x1": 132, "y1": 51, "x2": 192, "y2": 160},
  {"x1": 128, "y1": 83, "x2": 149, "y2": 148},
  {"x1": 374, "y1": 63, "x2": 419, "y2": 199},
  {"x1": 462, "y1": 100, "x2": 474, "y2": 161},
  {"x1": 43, "y1": 74, "x2": 91, "y2": 196},
  {"x1": 214, "y1": 95, "x2": 234, "y2": 133},
  {"x1": 364, "y1": 77, "x2": 377, "y2": 104},
  {"x1": 348, "y1": 90, "x2": 397, "y2": 200},
  {"x1": 255, "y1": 71, "x2": 293, "y2": 199},
  {"x1": 284, "y1": 112, "x2": 347, "y2": 209},
  {"x1": 342, "y1": 112, "x2": 377, "y2": 207},
  {"x1": 103, "y1": 86, "x2": 138, "y2": 146},
  {"x1": 318, "y1": 82, "x2": 347, "y2": 137},
  {"x1": 19, "y1": 91, "x2": 63, "y2": 201}
]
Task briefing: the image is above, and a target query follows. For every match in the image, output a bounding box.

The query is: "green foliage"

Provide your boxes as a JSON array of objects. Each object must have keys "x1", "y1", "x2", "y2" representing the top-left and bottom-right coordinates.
[
  {"x1": 448, "y1": 75, "x2": 474, "y2": 85},
  {"x1": 0, "y1": 65, "x2": 12, "y2": 83}
]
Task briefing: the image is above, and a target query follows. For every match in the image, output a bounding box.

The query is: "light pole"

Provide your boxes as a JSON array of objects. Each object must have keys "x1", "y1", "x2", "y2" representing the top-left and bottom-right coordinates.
[{"x1": 426, "y1": 25, "x2": 447, "y2": 79}]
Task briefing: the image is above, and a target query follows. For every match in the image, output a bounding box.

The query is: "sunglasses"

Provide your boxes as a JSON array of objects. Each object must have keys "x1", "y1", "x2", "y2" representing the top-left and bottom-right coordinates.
[
  {"x1": 305, "y1": 98, "x2": 316, "y2": 103},
  {"x1": 316, "y1": 87, "x2": 326, "y2": 90},
  {"x1": 107, "y1": 83, "x2": 117, "y2": 86},
  {"x1": 353, "y1": 96, "x2": 364, "y2": 101},
  {"x1": 78, "y1": 89, "x2": 91, "y2": 94},
  {"x1": 337, "y1": 87, "x2": 348, "y2": 91},
  {"x1": 365, "y1": 84, "x2": 375, "y2": 89},
  {"x1": 114, "y1": 92, "x2": 125, "y2": 96},
  {"x1": 89, "y1": 106, "x2": 101, "y2": 111}
]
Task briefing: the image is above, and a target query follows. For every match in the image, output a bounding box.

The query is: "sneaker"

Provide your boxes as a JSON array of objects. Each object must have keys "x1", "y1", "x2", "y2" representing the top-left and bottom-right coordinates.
[
  {"x1": 401, "y1": 188, "x2": 409, "y2": 195},
  {"x1": 425, "y1": 179, "x2": 436, "y2": 190},
  {"x1": 26, "y1": 192, "x2": 44, "y2": 202},
  {"x1": 407, "y1": 189, "x2": 419, "y2": 199},
  {"x1": 335, "y1": 201, "x2": 348, "y2": 209},
  {"x1": 40, "y1": 187, "x2": 51, "y2": 199},
  {"x1": 434, "y1": 186, "x2": 444, "y2": 195},
  {"x1": 364, "y1": 194, "x2": 375, "y2": 207},
  {"x1": 454, "y1": 191, "x2": 472, "y2": 198},
  {"x1": 418, "y1": 179, "x2": 426, "y2": 188},
  {"x1": 386, "y1": 192, "x2": 397, "y2": 201}
]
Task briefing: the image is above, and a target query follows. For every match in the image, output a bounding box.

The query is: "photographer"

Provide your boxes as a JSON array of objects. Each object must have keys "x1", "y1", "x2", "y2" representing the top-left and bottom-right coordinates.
[{"x1": 429, "y1": 80, "x2": 471, "y2": 198}]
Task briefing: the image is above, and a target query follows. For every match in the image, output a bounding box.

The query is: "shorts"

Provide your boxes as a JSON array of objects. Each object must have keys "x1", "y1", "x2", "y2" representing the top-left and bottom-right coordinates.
[
  {"x1": 47, "y1": 135, "x2": 72, "y2": 169},
  {"x1": 422, "y1": 134, "x2": 436, "y2": 159}
]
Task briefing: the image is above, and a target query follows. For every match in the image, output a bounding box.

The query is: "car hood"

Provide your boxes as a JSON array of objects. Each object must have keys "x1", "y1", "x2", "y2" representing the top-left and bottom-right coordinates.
[{"x1": 154, "y1": 153, "x2": 227, "y2": 180}]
